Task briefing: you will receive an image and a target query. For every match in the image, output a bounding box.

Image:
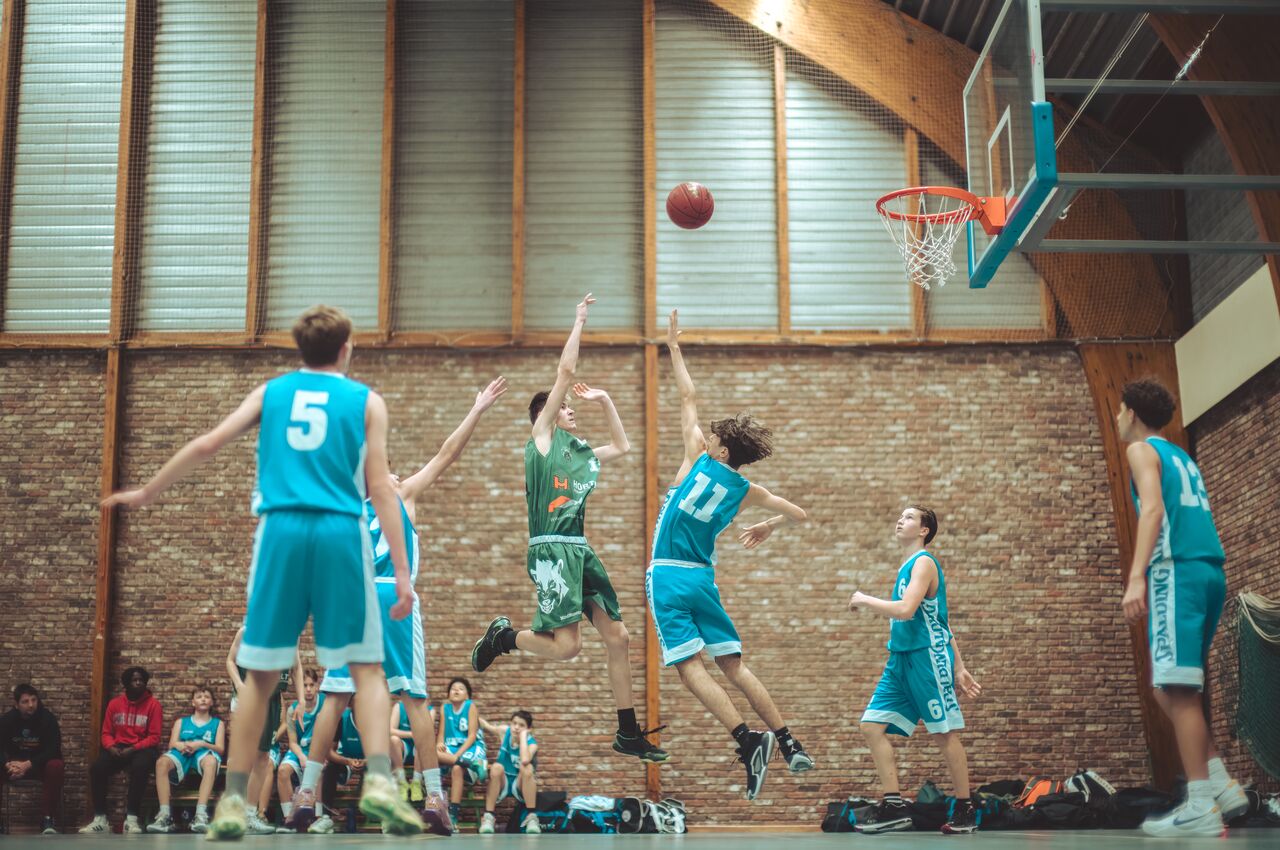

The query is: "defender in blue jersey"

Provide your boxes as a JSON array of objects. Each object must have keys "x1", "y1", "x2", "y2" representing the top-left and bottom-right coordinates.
[
  {"x1": 102, "y1": 306, "x2": 423, "y2": 840},
  {"x1": 1116, "y1": 379, "x2": 1247, "y2": 837},
  {"x1": 146, "y1": 686, "x2": 225, "y2": 834},
  {"x1": 477, "y1": 711, "x2": 540, "y2": 834},
  {"x1": 287, "y1": 376, "x2": 505, "y2": 837},
  {"x1": 850, "y1": 506, "x2": 983, "y2": 835},
  {"x1": 646, "y1": 309, "x2": 811, "y2": 801}
]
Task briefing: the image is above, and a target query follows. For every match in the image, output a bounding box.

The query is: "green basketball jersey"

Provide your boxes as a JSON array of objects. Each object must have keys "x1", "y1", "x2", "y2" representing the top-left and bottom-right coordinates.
[{"x1": 525, "y1": 427, "x2": 600, "y2": 538}]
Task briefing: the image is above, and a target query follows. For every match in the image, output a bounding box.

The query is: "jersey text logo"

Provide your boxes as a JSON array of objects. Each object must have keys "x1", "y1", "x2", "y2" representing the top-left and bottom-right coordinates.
[
  {"x1": 553, "y1": 476, "x2": 569, "y2": 490},
  {"x1": 547, "y1": 496, "x2": 573, "y2": 513}
]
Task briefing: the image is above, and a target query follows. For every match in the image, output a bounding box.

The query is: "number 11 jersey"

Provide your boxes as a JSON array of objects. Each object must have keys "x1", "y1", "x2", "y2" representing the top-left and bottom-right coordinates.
[{"x1": 651, "y1": 453, "x2": 751, "y2": 569}]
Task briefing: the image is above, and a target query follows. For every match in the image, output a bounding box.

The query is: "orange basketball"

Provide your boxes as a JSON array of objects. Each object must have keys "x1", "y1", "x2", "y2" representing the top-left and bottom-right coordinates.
[{"x1": 666, "y1": 182, "x2": 714, "y2": 229}]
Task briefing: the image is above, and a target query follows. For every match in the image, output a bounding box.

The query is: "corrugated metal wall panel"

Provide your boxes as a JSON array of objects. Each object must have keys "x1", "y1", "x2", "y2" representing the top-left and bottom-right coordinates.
[
  {"x1": 920, "y1": 160, "x2": 1044, "y2": 330},
  {"x1": 1184, "y1": 130, "x2": 1263, "y2": 322},
  {"x1": 394, "y1": 0, "x2": 513, "y2": 332},
  {"x1": 523, "y1": 0, "x2": 641, "y2": 331},
  {"x1": 654, "y1": 0, "x2": 776, "y2": 329},
  {"x1": 4, "y1": 0, "x2": 123, "y2": 333},
  {"x1": 785, "y1": 54, "x2": 910, "y2": 331},
  {"x1": 264, "y1": 0, "x2": 384, "y2": 331},
  {"x1": 137, "y1": 0, "x2": 255, "y2": 332}
]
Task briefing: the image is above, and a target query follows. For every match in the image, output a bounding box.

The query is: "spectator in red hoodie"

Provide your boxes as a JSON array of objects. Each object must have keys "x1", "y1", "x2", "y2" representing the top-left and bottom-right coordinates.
[
  {"x1": 78, "y1": 666, "x2": 162, "y2": 834},
  {"x1": 1, "y1": 683, "x2": 64, "y2": 834}
]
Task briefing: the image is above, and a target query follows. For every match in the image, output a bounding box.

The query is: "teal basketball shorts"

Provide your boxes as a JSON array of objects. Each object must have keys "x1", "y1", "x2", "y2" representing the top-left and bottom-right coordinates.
[
  {"x1": 1147, "y1": 558, "x2": 1226, "y2": 691},
  {"x1": 861, "y1": 645, "x2": 965, "y2": 737},
  {"x1": 239, "y1": 510, "x2": 383, "y2": 671}
]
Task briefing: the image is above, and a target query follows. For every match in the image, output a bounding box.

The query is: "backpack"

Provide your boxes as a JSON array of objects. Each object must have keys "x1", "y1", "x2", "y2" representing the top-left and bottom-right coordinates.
[
  {"x1": 648, "y1": 799, "x2": 687, "y2": 834},
  {"x1": 1014, "y1": 776, "x2": 1064, "y2": 808},
  {"x1": 1064, "y1": 769, "x2": 1117, "y2": 804},
  {"x1": 521, "y1": 791, "x2": 572, "y2": 834},
  {"x1": 820, "y1": 797, "x2": 876, "y2": 832}
]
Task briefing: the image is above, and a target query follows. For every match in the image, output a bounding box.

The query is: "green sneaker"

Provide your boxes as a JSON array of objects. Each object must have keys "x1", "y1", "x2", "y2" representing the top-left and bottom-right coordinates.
[
  {"x1": 359, "y1": 772, "x2": 424, "y2": 836},
  {"x1": 206, "y1": 793, "x2": 247, "y2": 841}
]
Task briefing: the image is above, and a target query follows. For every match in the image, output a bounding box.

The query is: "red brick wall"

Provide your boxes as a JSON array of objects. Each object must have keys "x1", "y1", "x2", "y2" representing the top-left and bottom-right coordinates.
[
  {"x1": 3, "y1": 345, "x2": 1162, "y2": 827},
  {"x1": 1192, "y1": 357, "x2": 1280, "y2": 792},
  {"x1": 0, "y1": 351, "x2": 106, "y2": 826}
]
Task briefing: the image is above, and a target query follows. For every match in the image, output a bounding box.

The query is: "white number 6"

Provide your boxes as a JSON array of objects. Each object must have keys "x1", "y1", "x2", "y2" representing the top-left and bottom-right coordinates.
[
  {"x1": 287, "y1": 390, "x2": 329, "y2": 451},
  {"x1": 928, "y1": 699, "x2": 944, "y2": 720}
]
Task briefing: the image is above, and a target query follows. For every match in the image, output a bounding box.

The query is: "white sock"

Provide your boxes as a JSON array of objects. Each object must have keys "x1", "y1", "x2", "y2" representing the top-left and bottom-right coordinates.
[
  {"x1": 197, "y1": 805, "x2": 208, "y2": 819},
  {"x1": 125, "y1": 814, "x2": 138, "y2": 824},
  {"x1": 282, "y1": 802, "x2": 293, "y2": 817},
  {"x1": 1187, "y1": 780, "x2": 1216, "y2": 810},
  {"x1": 246, "y1": 806, "x2": 258, "y2": 819},
  {"x1": 1208, "y1": 757, "x2": 1231, "y2": 788},
  {"x1": 424, "y1": 770, "x2": 442, "y2": 795},
  {"x1": 158, "y1": 805, "x2": 171, "y2": 818},
  {"x1": 301, "y1": 759, "x2": 324, "y2": 792}
]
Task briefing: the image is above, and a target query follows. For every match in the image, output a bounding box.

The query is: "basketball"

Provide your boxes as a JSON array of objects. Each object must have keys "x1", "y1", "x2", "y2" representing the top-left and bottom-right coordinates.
[{"x1": 666, "y1": 182, "x2": 714, "y2": 229}]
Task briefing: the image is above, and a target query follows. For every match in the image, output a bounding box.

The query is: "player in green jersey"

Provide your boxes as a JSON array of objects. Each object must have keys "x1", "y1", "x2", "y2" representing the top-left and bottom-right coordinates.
[{"x1": 471, "y1": 294, "x2": 667, "y2": 764}]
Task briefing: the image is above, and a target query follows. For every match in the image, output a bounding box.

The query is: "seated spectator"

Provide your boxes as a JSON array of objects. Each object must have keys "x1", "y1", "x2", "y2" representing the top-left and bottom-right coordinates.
[
  {"x1": 79, "y1": 666, "x2": 162, "y2": 834},
  {"x1": 146, "y1": 685, "x2": 225, "y2": 834},
  {"x1": 1, "y1": 684, "x2": 64, "y2": 835},
  {"x1": 436, "y1": 677, "x2": 486, "y2": 832},
  {"x1": 478, "y1": 710, "x2": 540, "y2": 835},
  {"x1": 277, "y1": 669, "x2": 324, "y2": 828}
]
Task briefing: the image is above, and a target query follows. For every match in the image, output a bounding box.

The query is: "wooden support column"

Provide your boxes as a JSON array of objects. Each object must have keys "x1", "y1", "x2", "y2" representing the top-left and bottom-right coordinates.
[
  {"x1": 773, "y1": 43, "x2": 790, "y2": 337},
  {"x1": 245, "y1": 0, "x2": 271, "y2": 341},
  {"x1": 904, "y1": 127, "x2": 925, "y2": 338},
  {"x1": 641, "y1": 0, "x2": 660, "y2": 801},
  {"x1": 91, "y1": 348, "x2": 126, "y2": 774},
  {"x1": 1148, "y1": 13, "x2": 1280, "y2": 310},
  {"x1": 511, "y1": 0, "x2": 526, "y2": 340},
  {"x1": 0, "y1": 0, "x2": 24, "y2": 327},
  {"x1": 1077, "y1": 342, "x2": 1184, "y2": 790},
  {"x1": 377, "y1": 0, "x2": 397, "y2": 341}
]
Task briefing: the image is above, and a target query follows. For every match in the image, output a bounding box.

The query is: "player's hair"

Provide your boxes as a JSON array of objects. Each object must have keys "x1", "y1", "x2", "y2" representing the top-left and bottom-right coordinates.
[
  {"x1": 1121, "y1": 378, "x2": 1176, "y2": 430},
  {"x1": 710, "y1": 413, "x2": 773, "y2": 469},
  {"x1": 121, "y1": 666, "x2": 151, "y2": 688},
  {"x1": 908, "y1": 504, "x2": 938, "y2": 545},
  {"x1": 303, "y1": 667, "x2": 319, "y2": 683},
  {"x1": 13, "y1": 683, "x2": 38, "y2": 703},
  {"x1": 291, "y1": 305, "x2": 352, "y2": 367},
  {"x1": 510, "y1": 710, "x2": 534, "y2": 728},
  {"x1": 528, "y1": 391, "x2": 551, "y2": 424},
  {"x1": 447, "y1": 677, "x2": 473, "y2": 699}
]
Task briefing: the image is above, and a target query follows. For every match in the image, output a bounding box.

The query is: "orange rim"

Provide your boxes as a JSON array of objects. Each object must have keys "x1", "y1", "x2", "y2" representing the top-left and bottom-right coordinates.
[{"x1": 876, "y1": 186, "x2": 983, "y2": 224}]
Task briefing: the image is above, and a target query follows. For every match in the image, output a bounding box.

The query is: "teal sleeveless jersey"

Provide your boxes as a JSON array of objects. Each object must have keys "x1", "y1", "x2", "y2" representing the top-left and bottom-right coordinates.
[
  {"x1": 337, "y1": 707, "x2": 363, "y2": 759},
  {"x1": 650, "y1": 453, "x2": 750, "y2": 568},
  {"x1": 887, "y1": 550, "x2": 952, "y2": 653},
  {"x1": 497, "y1": 726, "x2": 537, "y2": 776},
  {"x1": 253, "y1": 370, "x2": 371, "y2": 517},
  {"x1": 178, "y1": 715, "x2": 221, "y2": 746},
  {"x1": 394, "y1": 702, "x2": 411, "y2": 734},
  {"x1": 365, "y1": 496, "x2": 419, "y2": 581},
  {"x1": 442, "y1": 699, "x2": 485, "y2": 760},
  {"x1": 1129, "y1": 437, "x2": 1225, "y2": 568},
  {"x1": 288, "y1": 694, "x2": 324, "y2": 750}
]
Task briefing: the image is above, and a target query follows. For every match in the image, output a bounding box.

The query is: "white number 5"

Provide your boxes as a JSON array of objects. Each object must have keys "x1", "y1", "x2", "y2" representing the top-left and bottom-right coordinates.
[{"x1": 287, "y1": 390, "x2": 329, "y2": 451}]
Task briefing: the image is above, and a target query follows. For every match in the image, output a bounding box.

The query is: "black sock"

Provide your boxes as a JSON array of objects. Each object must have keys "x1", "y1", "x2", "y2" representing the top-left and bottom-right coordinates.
[
  {"x1": 617, "y1": 708, "x2": 639, "y2": 737},
  {"x1": 774, "y1": 726, "x2": 795, "y2": 752},
  {"x1": 498, "y1": 628, "x2": 518, "y2": 652},
  {"x1": 730, "y1": 723, "x2": 750, "y2": 746}
]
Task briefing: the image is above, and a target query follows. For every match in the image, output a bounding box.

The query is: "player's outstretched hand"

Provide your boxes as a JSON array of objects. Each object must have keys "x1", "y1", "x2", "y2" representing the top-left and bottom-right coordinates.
[
  {"x1": 738, "y1": 521, "x2": 773, "y2": 549},
  {"x1": 476, "y1": 376, "x2": 508, "y2": 411},
  {"x1": 390, "y1": 576, "x2": 414, "y2": 621},
  {"x1": 667, "y1": 309, "x2": 681, "y2": 346},
  {"x1": 572, "y1": 382, "x2": 608, "y2": 404},
  {"x1": 576, "y1": 293, "x2": 596, "y2": 323},
  {"x1": 955, "y1": 667, "x2": 982, "y2": 699},
  {"x1": 101, "y1": 488, "x2": 152, "y2": 510},
  {"x1": 1121, "y1": 575, "x2": 1147, "y2": 624}
]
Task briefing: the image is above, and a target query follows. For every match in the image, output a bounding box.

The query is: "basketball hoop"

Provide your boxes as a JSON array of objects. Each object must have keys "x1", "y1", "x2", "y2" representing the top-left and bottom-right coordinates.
[{"x1": 876, "y1": 187, "x2": 1007, "y2": 289}]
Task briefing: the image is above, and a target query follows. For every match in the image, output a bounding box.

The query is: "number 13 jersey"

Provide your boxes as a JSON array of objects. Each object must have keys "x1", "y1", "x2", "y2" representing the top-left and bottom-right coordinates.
[
  {"x1": 253, "y1": 370, "x2": 371, "y2": 517},
  {"x1": 1130, "y1": 436, "x2": 1224, "y2": 568},
  {"x1": 651, "y1": 453, "x2": 751, "y2": 569}
]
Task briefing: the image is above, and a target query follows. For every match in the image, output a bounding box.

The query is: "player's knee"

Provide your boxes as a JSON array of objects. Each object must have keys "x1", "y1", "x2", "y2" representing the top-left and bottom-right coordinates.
[
  {"x1": 713, "y1": 653, "x2": 744, "y2": 677},
  {"x1": 202, "y1": 755, "x2": 218, "y2": 770},
  {"x1": 554, "y1": 634, "x2": 583, "y2": 660},
  {"x1": 603, "y1": 621, "x2": 630, "y2": 649},
  {"x1": 860, "y1": 721, "x2": 887, "y2": 741}
]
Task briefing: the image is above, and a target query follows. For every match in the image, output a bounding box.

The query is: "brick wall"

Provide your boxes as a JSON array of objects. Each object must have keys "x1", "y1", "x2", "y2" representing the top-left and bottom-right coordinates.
[
  {"x1": 3, "y1": 344, "x2": 1163, "y2": 827},
  {"x1": 1192, "y1": 357, "x2": 1280, "y2": 792}
]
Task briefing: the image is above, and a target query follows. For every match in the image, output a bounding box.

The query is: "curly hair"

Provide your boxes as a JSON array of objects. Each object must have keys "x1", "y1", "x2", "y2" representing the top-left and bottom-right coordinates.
[
  {"x1": 710, "y1": 413, "x2": 773, "y2": 469},
  {"x1": 1122, "y1": 378, "x2": 1176, "y2": 430}
]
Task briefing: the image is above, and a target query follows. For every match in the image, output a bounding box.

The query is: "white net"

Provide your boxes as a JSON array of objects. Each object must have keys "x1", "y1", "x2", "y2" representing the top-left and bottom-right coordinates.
[{"x1": 876, "y1": 190, "x2": 978, "y2": 290}]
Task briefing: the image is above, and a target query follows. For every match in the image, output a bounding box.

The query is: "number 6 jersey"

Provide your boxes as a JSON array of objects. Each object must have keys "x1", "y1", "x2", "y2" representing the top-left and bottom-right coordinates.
[{"x1": 651, "y1": 453, "x2": 751, "y2": 569}]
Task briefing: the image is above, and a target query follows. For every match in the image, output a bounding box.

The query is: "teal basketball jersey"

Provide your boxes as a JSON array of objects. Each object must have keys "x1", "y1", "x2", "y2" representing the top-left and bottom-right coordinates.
[
  {"x1": 178, "y1": 715, "x2": 221, "y2": 745},
  {"x1": 651, "y1": 453, "x2": 751, "y2": 568},
  {"x1": 366, "y1": 496, "x2": 419, "y2": 581},
  {"x1": 442, "y1": 700, "x2": 485, "y2": 760},
  {"x1": 289, "y1": 694, "x2": 324, "y2": 750},
  {"x1": 887, "y1": 550, "x2": 952, "y2": 653},
  {"x1": 1130, "y1": 437, "x2": 1225, "y2": 568},
  {"x1": 394, "y1": 702, "x2": 412, "y2": 734},
  {"x1": 337, "y1": 707, "x2": 363, "y2": 759},
  {"x1": 253, "y1": 370, "x2": 371, "y2": 517},
  {"x1": 496, "y1": 726, "x2": 537, "y2": 776}
]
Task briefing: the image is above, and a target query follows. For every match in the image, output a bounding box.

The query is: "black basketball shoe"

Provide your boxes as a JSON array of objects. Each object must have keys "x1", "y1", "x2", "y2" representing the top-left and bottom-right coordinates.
[
  {"x1": 735, "y1": 730, "x2": 776, "y2": 801},
  {"x1": 470, "y1": 616, "x2": 511, "y2": 673},
  {"x1": 854, "y1": 799, "x2": 913, "y2": 834},
  {"x1": 941, "y1": 798, "x2": 978, "y2": 835},
  {"x1": 613, "y1": 726, "x2": 670, "y2": 763}
]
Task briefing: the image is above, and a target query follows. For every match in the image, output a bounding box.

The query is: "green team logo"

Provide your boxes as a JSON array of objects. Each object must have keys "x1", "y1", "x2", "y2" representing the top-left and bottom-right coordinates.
[{"x1": 533, "y1": 558, "x2": 570, "y2": 613}]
